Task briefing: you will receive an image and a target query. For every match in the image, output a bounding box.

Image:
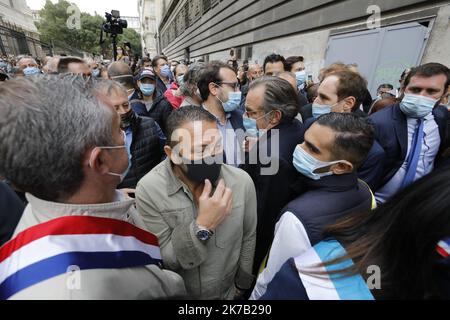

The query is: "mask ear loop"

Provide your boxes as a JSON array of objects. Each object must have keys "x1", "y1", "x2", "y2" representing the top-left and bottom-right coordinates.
[
  {"x1": 88, "y1": 147, "x2": 99, "y2": 169},
  {"x1": 212, "y1": 83, "x2": 225, "y2": 104},
  {"x1": 314, "y1": 159, "x2": 353, "y2": 174}
]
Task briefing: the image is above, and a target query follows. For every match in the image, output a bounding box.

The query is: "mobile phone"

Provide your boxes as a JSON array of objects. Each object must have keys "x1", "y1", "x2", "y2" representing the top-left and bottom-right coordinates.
[{"x1": 308, "y1": 74, "x2": 313, "y2": 81}]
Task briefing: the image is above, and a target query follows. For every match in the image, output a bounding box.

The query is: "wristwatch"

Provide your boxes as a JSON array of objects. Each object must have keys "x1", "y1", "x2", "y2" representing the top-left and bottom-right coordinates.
[{"x1": 193, "y1": 222, "x2": 214, "y2": 241}]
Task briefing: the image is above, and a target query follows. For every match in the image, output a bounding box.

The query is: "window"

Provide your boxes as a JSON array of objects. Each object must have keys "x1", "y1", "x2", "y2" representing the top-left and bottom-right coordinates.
[
  {"x1": 246, "y1": 45, "x2": 253, "y2": 60},
  {"x1": 235, "y1": 47, "x2": 242, "y2": 60}
]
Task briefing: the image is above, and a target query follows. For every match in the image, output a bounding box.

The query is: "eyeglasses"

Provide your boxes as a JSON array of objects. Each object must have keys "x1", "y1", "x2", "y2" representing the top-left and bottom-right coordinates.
[{"x1": 216, "y1": 82, "x2": 240, "y2": 91}]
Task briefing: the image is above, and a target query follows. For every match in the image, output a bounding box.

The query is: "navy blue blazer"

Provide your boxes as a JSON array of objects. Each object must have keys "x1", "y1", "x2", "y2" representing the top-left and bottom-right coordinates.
[
  {"x1": 369, "y1": 103, "x2": 448, "y2": 188},
  {"x1": 156, "y1": 76, "x2": 168, "y2": 94},
  {"x1": 221, "y1": 108, "x2": 245, "y2": 165},
  {"x1": 299, "y1": 118, "x2": 385, "y2": 191},
  {"x1": 0, "y1": 182, "x2": 25, "y2": 246},
  {"x1": 240, "y1": 119, "x2": 303, "y2": 273}
]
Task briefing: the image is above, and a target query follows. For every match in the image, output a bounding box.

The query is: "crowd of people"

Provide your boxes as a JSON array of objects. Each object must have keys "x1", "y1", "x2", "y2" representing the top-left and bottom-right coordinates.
[{"x1": 0, "y1": 49, "x2": 449, "y2": 300}]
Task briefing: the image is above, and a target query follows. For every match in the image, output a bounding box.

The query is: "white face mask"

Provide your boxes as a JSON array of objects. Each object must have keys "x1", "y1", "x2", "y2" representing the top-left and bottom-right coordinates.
[{"x1": 89, "y1": 131, "x2": 131, "y2": 183}]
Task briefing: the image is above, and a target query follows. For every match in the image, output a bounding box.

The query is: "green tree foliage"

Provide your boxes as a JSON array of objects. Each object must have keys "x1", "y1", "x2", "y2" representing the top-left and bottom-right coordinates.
[{"x1": 36, "y1": 0, "x2": 142, "y2": 58}]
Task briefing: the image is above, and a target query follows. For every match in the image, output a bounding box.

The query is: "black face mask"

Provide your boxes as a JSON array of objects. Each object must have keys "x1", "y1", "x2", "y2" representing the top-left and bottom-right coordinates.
[
  {"x1": 180, "y1": 154, "x2": 223, "y2": 184},
  {"x1": 120, "y1": 109, "x2": 136, "y2": 129}
]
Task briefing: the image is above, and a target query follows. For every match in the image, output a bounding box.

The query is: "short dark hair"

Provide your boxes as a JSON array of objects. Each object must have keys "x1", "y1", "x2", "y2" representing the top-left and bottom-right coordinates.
[
  {"x1": 327, "y1": 70, "x2": 368, "y2": 111},
  {"x1": 197, "y1": 61, "x2": 236, "y2": 101},
  {"x1": 377, "y1": 83, "x2": 394, "y2": 91},
  {"x1": 263, "y1": 54, "x2": 286, "y2": 73},
  {"x1": 307, "y1": 83, "x2": 320, "y2": 104},
  {"x1": 404, "y1": 63, "x2": 450, "y2": 92},
  {"x1": 151, "y1": 55, "x2": 168, "y2": 68},
  {"x1": 285, "y1": 56, "x2": 304, "y2": 72},
  {"x1": 57, "y1": 56, "x2": 85, "y2": 74},
  {"x1": 315, "y1": 113, "x2": 374, "y2": 168},
  {"x1": 249, "y1": 76, "x2": 299, "y2": 122},
  {"x1": 166, "y1": 105, "x2": 217, "y2": 147}
]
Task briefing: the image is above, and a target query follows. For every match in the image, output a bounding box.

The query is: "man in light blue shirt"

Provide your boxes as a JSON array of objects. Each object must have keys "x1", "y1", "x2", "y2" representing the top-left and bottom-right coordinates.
[{"x1": 371, "y1": 63, "x2": 450, "y2": 203}]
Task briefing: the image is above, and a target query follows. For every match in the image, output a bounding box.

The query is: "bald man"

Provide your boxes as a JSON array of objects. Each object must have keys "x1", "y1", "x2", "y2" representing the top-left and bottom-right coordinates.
[
  {"x1": 277, "y1": 71, "x2": 308, "y2": 119},
  {"x1": 108, "y1": 61, "x2": 136, "y2": 99}
]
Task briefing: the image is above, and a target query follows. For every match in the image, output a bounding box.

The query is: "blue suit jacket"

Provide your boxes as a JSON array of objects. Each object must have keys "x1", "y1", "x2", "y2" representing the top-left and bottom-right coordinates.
[
  {"x1": 369, "y1": 104, "x2": 448, "y2": 189},
  {"x1": 299, "y1": 118, "x2": 385, "y2": 191}
]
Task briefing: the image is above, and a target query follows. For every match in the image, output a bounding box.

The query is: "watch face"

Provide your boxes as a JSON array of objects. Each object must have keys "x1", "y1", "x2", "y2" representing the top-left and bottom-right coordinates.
[{"x1": 197, "y1": 230, "x2": 210, "y2": 241}]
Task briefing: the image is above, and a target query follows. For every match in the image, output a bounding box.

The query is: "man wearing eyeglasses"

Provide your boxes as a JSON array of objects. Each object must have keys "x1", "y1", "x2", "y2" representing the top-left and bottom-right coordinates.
[
  {"x1": 92, "y1": 80, "x2": 167, "y2": 197},
  {"x1": 197, "y1": 61, "x2": 246, "y2": 167}
]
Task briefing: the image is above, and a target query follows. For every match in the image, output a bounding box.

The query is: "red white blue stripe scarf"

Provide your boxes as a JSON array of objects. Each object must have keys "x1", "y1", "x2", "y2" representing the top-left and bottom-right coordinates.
[
  {"x1": 0, "y1": 216, "x2": 162, "y2": 299},
  {"x1": 437, "y1": 238, "x2": 450, "y2": 258}
]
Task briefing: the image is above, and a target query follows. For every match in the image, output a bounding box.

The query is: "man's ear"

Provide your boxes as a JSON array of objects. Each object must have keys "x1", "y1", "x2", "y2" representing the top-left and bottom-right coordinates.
[
  {"x1": 164, "y1": 145, "x2": 172, "y2": 160},
  {"x1": 269, "y1": 110, "x2": 282, "y2": 125},
  {"x1": 330, "y1": 161, "x2": 354, "y2": 175},
  {"x1": 208, "y1": 82, "x2": 218, "y2": 97},
  {"x1": 343, "y1": 96, "x2": 356, "y2": 113},
  {"x1": 86, "y1": 148, "x2": 110, "y2": 175}
]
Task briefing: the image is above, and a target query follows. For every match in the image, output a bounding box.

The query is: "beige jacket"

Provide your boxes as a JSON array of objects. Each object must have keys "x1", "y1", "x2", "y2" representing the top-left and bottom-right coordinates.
[
  {"x1": 9, "y1": 192, "x2": 186, "y2": 300},
  {"x1": 136, "y1": 159, "x2": 257, "y2": 300}
]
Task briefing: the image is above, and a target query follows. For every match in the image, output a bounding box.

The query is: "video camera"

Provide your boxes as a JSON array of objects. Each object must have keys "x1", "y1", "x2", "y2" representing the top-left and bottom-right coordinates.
[
  {"x1": 100, "y1": 10, "x2": 128, "y2": 61},
  {"x1": 102, "y1": 10, "x2": 127, "y2": 36}
]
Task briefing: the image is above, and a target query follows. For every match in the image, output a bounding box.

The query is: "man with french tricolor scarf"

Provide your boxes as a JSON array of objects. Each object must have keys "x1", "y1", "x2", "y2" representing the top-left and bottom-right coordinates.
[{"x1": 0, "y1": 75, "x2": 186, "y2": 299}]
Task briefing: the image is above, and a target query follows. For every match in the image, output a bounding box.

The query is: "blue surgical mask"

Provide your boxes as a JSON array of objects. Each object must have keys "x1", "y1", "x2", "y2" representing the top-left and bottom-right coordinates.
[
  {"x1": 218, "y1": 91, "x2": 241, "y2": 113},
  {"x1": 89, "y1": 131, "x2": 132, "y2": 183},
  {"x1": 140, "y1": 83, "x2": 155, "y2": 96},
  {"x1": 400, "y1": 93, "x2": 438, "y2": 118},
  {"x1": 92, "y1": 69, "x2": 100, "y2": 78},
  {"x1": 177, "y1": 75, "x2": 185, "y2": 86},
  {"x1": 23, "y1": 67, "x2": 40, "y2": 76},
  {"x1": 295, "y1": 71, "x2": 307, "y2": 88},
  {"x1": 160, "y1": 64, "x2": 172, "y2": 78},
  {"x1": 243, "y1": 111, "x2": 272, "y2": 137},
  {"x1": 292, "y1": 146, "x2": 342, "y2": 180},
  {"x1": 312, "y1": 103, "x2": 332, "y2": 119}
]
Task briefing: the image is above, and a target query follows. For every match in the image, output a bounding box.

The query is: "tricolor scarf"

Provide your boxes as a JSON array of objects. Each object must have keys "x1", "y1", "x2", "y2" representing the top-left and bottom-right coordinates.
[{"x1": 0, "y1": 216, "x2": 162, "y2": 299}]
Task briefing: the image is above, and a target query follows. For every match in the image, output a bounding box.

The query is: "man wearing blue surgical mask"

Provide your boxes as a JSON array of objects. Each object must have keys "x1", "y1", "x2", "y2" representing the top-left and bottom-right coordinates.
[
  {"x1": 197, "y1": 61, "x2": 245, "y2": 167},
  {"x1": 298, "y1": 70, "x2": 385, "y2": 190},
  {"x1": 285, "y1": 56, "x2": 309, "y2": 110},
  {"x1": 131, "y1": 68, "x2": 173, "y2": 136},
  {"x1": 370, "y1": 63, "x2": 450, "y2": 204},
  {"x1": 239, "y1": 76, "x2": 303, "y2": 275},
  {"x1": 17, "y1": 56, "x2": 40, "y2": 76},
  {"x1": 252, "y1": 113, "x2": 375, "y2": 300},
  {"x1": 164, "y1": 63, "x2": 188, "y2": 109},
  {"x1": 152, "y1": 55, "x2": 172, "y2": 93}
]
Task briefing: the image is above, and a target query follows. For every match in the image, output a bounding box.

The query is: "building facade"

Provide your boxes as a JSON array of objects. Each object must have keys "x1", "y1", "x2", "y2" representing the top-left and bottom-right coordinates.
[
  {"x1": 138, "y1": 0, "x2": 159, "y2": 58},
  {"x1": 122, "y1": 16, "x2": 141, "y2": 34},
  {"x1": 156, "y1": 0, "x2": 450, "y2": 95},
  {"x1": 0, "y1": 0, "x2": 50, "y2": 57}
]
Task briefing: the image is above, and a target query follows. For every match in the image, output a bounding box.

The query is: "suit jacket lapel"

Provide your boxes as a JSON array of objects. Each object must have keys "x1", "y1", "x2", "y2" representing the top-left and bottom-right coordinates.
[{"x1": 392, "y1": 104, "x2": 408, "y2": 160}]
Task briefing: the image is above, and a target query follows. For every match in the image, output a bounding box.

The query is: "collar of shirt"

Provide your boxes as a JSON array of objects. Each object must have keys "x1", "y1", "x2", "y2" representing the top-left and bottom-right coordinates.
[
  {"x1": 145, "y1": 100, "x2": 154, "y2": 112},
  {"x1": 24, "y1": 191, "x2": 136, "y2": 222},
  {"x1": 202, "y1": 104, "x2": 231, "y2": 125},
  {"x1": 125, "y1": 128, "x2": 133, "y2": 158}
]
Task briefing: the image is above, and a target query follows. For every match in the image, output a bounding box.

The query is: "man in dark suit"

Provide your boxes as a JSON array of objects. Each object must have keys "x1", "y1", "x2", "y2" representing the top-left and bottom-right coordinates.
[
  {"x1": 370, "y1": 63, "x2": 450, "y2": 203},
  {"x1": 299, "y1": 70, "x2": 385, "y2": 190},
  {"x1": 239, "y1": 76, "x2": 303, "y2": 274},
  {"x1": 0, "y1": 181, "x2": 25, "y2": 246},
  {"x1": 197, "y1": 61, "x2": 246, "y2": 167}
]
